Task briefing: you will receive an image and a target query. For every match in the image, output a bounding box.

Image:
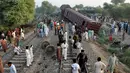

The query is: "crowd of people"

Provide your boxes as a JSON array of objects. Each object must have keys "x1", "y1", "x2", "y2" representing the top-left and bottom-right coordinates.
[
  {"x1": 109, "y1": 20, "x2": 130, "y2": 41},
  {"x1": 0, "y1": 27, "x2": 31, "y2": 73},
  {"x1": 0, "y1": 28, "x2": 24, "y2": 53},
  {"x1": 36, "y1": 22, "x2": 50, "y2": 38},
  {"x1": 0, "y1": 19, "x2": 57, "y2": 73},
  {"x1": 0, "y1": 17, "x2": 121, "y2": 73},
  {"x1": 55, "y1": 21, "x2": 89, "y2": 73},
  {"x1": 95, "y1": 16, "x2": 130, "y2": 42},
  {"x1": 54, "y1": 21, "x2": 119, "y2": 73}
]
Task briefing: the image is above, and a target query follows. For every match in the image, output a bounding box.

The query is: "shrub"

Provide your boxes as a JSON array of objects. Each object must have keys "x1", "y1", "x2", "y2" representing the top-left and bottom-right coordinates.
[
  {"x1": 97, "y1": 37, "x2": 104, "y2": 45},
  {"x1": 124, "y1": 49, "x2": 130, "y2": 56},
  {"x1": 97, "y1": 36, "x2": 109, "y2": 45},
  {"x1": 120, "y1": 56, "x2": 130, "y2": 68},
  {"x1": 107, "y1": 47, "x2": 119, "y2": 54}
]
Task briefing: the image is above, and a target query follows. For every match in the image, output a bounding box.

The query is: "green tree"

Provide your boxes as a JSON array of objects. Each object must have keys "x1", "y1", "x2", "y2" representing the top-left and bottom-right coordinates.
[
  {"x1": 103, "y1": 2, "x2": 130, "y2": 20},
  {"x1": 94, "y1": 6, "x2": 103, "y2": 14},
  {"x1": 103, "y1": 2, "x2": 114, "y2": 10},
  {"x1": 121, "y1": 3, "x2": 130, "y2": 20},
  {"x1": 41, "y1": 1, "x2": 57, "y2": 15},
  {"x1": 35, "y1": 1, "x2": 57, "y2": 16},
  {"x1": 73, "y1": 4, "x2": 84, "y2": 9},
  {"x1": 0, "y1": 0, "x2": 35, "y2": 26},
  {"x1": 110, "y1": 6, "x2": 124, "y2": 19},
  {"x1": 103, "y1": 2, "x2": 115, "y2": 16},
  {"x1": 111, "y1": 0, "x2": 125, "y2": 5}
]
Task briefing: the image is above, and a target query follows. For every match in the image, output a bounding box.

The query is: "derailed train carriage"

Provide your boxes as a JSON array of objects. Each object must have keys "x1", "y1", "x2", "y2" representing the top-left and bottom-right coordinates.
[{"x1": 60, "y1": 5, "x2": 102, "y2": 33}]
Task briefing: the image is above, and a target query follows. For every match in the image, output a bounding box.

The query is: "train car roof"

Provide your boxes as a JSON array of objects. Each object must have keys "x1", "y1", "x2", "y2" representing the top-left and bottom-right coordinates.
[
  {"x1": 60, "y1": 5, "x2": 71, "y2": 10},
  {"x1": 66, "y1": 8, "x2": 99, "y2": 23}
]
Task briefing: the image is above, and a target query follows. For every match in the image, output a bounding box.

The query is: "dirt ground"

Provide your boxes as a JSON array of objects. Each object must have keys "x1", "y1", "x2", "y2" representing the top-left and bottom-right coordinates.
[{"x1": 89, "y1": 41, "x2": 130, "y2": 73}]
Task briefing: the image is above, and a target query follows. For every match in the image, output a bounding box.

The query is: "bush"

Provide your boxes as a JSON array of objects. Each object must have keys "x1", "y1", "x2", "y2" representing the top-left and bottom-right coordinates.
[
  {"x1": 97, "y1": 36, "x2": 109, "y2": 45},
  {"x1": 97, "y1": 37, "x2": 104, "y2": 44},
  {"x1": 124, "y1": 49, "x2": 130, "y2": 56},
  {"x1": 107, "y1": 47, "x2": 119, "y2": 54},
  {"x1": 0, "y1": 25, "x2": 10, "y2": 32},
  {"x1": 120, "y1": 56, "x2": 130, "y2": 68}
]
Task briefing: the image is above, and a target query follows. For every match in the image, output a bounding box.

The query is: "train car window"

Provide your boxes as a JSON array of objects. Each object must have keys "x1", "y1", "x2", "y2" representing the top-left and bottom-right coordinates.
[{"x1": 66, "y1": 12, "x2": 69, "y2": 16}]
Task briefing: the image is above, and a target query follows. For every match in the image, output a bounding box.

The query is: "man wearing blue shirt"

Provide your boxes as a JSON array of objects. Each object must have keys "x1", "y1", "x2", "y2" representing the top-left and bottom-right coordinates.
[{"x1": 8, "y1": 62, "x2": 17, "y2": 73}]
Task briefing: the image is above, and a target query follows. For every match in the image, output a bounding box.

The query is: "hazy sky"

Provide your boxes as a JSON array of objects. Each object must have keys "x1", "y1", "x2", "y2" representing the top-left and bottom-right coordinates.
[{"x1": 35, "y1": 0, "x2": 130, "y2": 7}]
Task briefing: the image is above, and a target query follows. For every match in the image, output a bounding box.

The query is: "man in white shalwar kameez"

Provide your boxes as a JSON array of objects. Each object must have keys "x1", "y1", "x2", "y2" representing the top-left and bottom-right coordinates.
[
  {"x1": 44, "y1": 24, "x2": 49, "y2": 37},
  {"x1": 83, "y1": 31, "x2": 88, "y2": 41},
  {"x1": 29, "y1": 45, "x2": 34, "y2": 63},
  {"x1": 21, "y1": 31, "x2": 25, "y2": 40},
  {"x1": 76, "y1": 40, "x2": 83, "y2": 55},
  {"x1": 12, "y1": 31, "x2": 16, "y2": 39},
  {"x1": 94, "y1": 57, "x2": 106, "y2": 73},
  {"x1": 114, "y1": 27, "x2": 118, "y2": 35},
  {"x1": 72, "y1": 25, "x2": 75, "y2": 35},
  {"x1": 107, "y1": 52, "x2": 118, "y2": 73},
  {"x1": 64, "y1": 31, "x2": 68, "y2": 42},
  {"x1": 25, "y1": 46, "x2": 31, "y2": 67},
  {"x1": 20, "y1": 28, "x2": 23, "y2": 33},
  {"x1": 113, "y1": 21, "x2": 116, "y2": 26},
  {"x1": 61, "y1": 40, "x2": 68, "y2": 60},
  {"x1": 96, "y1": 17, "x2": 99, "y2": 22}
]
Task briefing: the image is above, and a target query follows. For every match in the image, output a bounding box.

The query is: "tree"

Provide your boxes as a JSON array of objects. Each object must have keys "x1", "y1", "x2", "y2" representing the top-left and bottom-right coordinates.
[
  {"x1": 0, "y1": 0, "x2": 35, "y2": 26},
  {"x1": 110, "y1": 6, "x2": 124, "y2": 19},
  {"x1": 73, "y1": 4, "x2": 84, "y2": 9},
  {"x1": 95, "y1": 6, "x2": 103, "y2": 14},
  {"x1": 103, "y1": 2, "x2": 115, "y2": 16},
  {"x1": 103, "y1": 2, "x2": 114, "y2": 10},
  {"x1": 41, "y1": 1, "x2": 57, "y2": 15},
  {"x1": 35, "y1": 1, "x2": 57, "y2": 16},
  {"x1": 111, "y1": 0, "x2": 125, "y2": 5},
  {"x1": 103, "y1": 2, "x2": 130, "y2": 20},
  {"x1": 120, "y1": 3, "x2": 130, "y2": 20}
]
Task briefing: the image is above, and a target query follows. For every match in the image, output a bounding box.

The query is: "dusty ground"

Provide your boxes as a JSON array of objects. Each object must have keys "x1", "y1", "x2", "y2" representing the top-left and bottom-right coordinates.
[
  {"x1": 17, "y1": 22, "x2": 130, "y2": 73},
  {"x1": 21, "y1": 30, "x2": 60, "y2": 73},
  {"x1": 89, "y1": 41, "x2": 130, "y2": 73}
]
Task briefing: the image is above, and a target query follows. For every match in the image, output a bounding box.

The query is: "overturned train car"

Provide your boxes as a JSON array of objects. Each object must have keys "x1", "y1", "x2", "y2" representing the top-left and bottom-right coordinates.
[{"x1": 60, "y1": 5, "x2": 102, "y2": 33}]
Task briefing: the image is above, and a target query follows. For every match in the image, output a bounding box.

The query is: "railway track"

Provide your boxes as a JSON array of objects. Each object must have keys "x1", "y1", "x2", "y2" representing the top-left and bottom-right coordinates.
[
  {"x1": 19, "y1": 30, "x2": 58, "y2": 73},
  {"x1": 2, "y1": 22, "x2": 97, "y2": 73},
  {"x1": 58, "y1": 22, "x2": 93, "y2": 73},
  {"x1": 3, "y1": 32, "x2": 44, "y2": 73},
  {"x1": 59, "y1": 47, "x2": 91, "y2": 73},
  {"x1": 60, "y1": 48, "x2": 77, "y2": 73}
]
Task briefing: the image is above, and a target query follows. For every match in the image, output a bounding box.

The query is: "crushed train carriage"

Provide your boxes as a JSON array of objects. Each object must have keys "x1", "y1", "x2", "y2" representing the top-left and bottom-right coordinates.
[{"x1": 60, "y1": 5, "x2": 102, "y2": 33}]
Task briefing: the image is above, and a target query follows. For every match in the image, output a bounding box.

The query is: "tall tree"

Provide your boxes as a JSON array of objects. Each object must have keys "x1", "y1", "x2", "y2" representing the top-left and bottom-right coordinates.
[
  {"x1": 103, "y1": 2, "x2": 130, "y2": 20},
  {"x1": 95, "y1": 6, "x2": 103, "y2": 14},
  {"x1": 111, "y1": 0, "x2": 125, "y2": 5},
  {"x1": 73, "y1": 4, "x2": 84, "y2": 9},
  {"x1": 35, "y1": 1, "x2": 57, "y2": 16},
  {"x1": 0, "y1": 0, "x2": 35, "y2": 26},
  {"x1": 103, "y1": 2, "x2": 114, "y2": 10}
]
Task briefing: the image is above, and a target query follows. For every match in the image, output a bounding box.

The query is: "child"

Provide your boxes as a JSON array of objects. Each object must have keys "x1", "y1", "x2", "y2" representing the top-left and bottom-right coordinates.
[{"x1": 93, "y1": 35, "x2": 97, "y2": 41}]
